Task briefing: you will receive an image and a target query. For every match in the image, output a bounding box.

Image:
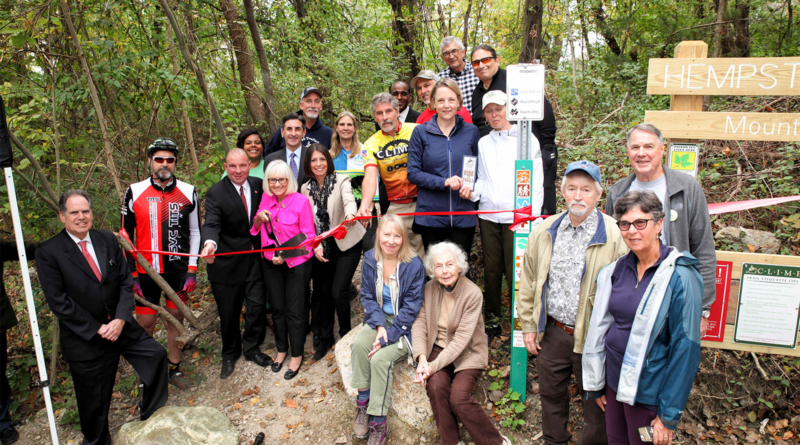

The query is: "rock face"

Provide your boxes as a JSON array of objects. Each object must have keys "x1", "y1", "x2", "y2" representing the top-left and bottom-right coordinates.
[
  {"x1": 336, "y1": 325, "x2": 436, "y2": 432},
  {"x1": 114, "y1": 406, "x2": 238, "y2": 445},
  {"x1": 716, "y1": 227, "x2": 781, "y2": 254}
]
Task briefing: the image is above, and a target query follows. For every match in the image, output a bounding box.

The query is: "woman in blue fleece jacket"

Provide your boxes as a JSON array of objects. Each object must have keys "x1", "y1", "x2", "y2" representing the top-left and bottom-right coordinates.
[
  {"x1": 407, "y1": 78, "x2": 480, "y2": 257},
  {"x1": 582, "y1": 191, "x2": 703, "y2": 445}
]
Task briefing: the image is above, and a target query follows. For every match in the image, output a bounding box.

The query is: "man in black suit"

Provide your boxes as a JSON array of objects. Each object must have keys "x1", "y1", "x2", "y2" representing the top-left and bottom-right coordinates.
[
  {"x1": 200, "y1": 149, "x2": 273, "y2": 379},
  {"x1": 264, "y1": 113, "x2": 309, "y2": 186},
  {"x1": 36, "y1": 190, "x2": 168, "y2": 445}
]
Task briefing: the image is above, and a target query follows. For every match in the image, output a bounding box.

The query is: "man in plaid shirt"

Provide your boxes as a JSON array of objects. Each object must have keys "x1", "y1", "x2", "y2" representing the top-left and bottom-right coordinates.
[{"x1": 437, "y1": 36, "x2": 480, "y2": 114}]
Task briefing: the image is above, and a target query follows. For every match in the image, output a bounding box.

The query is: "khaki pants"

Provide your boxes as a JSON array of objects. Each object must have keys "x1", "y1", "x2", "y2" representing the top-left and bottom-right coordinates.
[
  {"x1": 350, "y1": 316, "x2": 408, "y2": 416},
  {"x1": 387, "y1": 202, "x2": 425, "y2": 260}
]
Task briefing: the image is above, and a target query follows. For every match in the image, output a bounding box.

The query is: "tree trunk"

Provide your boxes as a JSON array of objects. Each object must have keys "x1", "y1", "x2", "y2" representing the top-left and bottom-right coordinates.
[
  {"x1": 732, "y1": 0, "x2": 751, "y2": 57},
  {"x1": 243, "y1": 0, "x2": 280, "y2": 133},
  {"x1": 221, "y1": 0, "x2": 266, "y2": 129},
  {"x1": 160, "y1": 0, "x2": 230, "y2": 154},
  {"x1": 166, "y1": 25, "x2": 199, "y2": 174},
  {"x1": 712, "y1": 0, "x2": 727, "y2": 58},
  {"x1": 462, "y1": 0, "x2": 472, "y2": 49},
  {"x1": 58, "y1": 0, "x2": 124, "y2": 201},
  {"x1": 388, "y1": 0, "x2": 420, "y2": 77},
  {"x1": 518, "y1": 0, "x2": 544, "y2": 62},
  {"x1": 436, "y1": 0, "x2": 449, "y2": 37},
  {"x1": 591, "y1": 1, "x2": 622, "y2": 57}
]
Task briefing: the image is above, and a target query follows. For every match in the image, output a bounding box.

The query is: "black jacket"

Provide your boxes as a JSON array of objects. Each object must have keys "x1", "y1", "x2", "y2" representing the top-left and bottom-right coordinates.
[
  {"x1": 201, "y1": 176, "x2": 264, "y2": 285},
  {"x1": 36, "y1": 229, "x2": 145, "y2": 362},
  {"x1": 0, "y1": 241, "x2": 36, "y2": 332}
]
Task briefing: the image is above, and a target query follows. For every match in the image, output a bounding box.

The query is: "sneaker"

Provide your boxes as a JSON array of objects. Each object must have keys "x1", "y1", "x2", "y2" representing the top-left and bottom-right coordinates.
[
  {"x1": 501, "y1": 435, "x2": 511, "y2": 445},
  {"x1": 0, "y1": 425, "x2": 19, "y2": 445},
  {"x1": 353, "y1": 399, "x2": 370, "y2": 439},
  {"x1": 367, "y1": 419, "x2": 389, "y2": 445},
  {"x1": 168, "y1": 368, "x2": 192, "y2": 390}
]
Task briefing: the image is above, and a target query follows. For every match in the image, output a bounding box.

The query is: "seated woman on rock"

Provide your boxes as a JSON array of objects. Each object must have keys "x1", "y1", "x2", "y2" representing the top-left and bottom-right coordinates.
[
  {"x1": 411, "y1": 241, "x2": 510, "y2": 445},
  {"x1": 350, "y1": 214, "x2": 425, "y2": 445}
]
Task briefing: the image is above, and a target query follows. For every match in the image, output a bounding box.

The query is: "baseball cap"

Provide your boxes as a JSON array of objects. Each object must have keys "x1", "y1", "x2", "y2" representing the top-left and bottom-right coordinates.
[
  {"x1": 410, "y1": 70, "x2": 440, "y2": 90},
  {"x1": 300, "y1": 87, "x2": 322, "y2": 101},
  {"x1": 564, "y1": 160, "x2": 602, "y2": 184},
  {"x1": 482, "y1": 90, "x2": 507, "y2": 109}
]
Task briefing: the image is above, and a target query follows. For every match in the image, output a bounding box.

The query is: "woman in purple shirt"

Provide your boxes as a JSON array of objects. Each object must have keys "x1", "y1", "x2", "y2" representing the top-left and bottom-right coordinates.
[{"x1": 251, "y1": 160, "x2": 316, "y2": 379}]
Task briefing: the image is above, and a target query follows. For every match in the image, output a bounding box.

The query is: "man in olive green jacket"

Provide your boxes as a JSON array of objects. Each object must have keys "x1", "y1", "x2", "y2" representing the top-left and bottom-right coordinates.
[{"x1": 518, "y1": 161, "x2": 628, "y2": 445}]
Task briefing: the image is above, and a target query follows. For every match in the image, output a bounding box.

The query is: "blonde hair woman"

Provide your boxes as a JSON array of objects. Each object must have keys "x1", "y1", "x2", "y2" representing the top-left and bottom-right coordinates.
[
  {"x1": 329, "y1": 111, "x2": 364, "y2": 171},
  {"x1": 350, "y1": 215, "x2": 425, "y2": 445}
]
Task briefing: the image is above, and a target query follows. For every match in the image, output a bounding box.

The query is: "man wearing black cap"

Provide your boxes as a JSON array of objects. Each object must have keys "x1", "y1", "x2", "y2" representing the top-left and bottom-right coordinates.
[{"x1": 264, "y1": 87, "x2": 333, "y2": 157}]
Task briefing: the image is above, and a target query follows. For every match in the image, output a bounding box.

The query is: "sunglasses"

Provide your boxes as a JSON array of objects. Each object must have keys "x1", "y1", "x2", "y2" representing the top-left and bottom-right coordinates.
[
  {"x1": 391, "y1": 91, "x2": 410, "y2": 97},
  {"x1": 152, "y1": 156, "x2": 176, "y2": 164},
  {"x1": 616, "y1": 219, "x2": 654, "y2": 231},
  {"x1": 471, "y1": 57, "x2": 496, "y2": 67}
]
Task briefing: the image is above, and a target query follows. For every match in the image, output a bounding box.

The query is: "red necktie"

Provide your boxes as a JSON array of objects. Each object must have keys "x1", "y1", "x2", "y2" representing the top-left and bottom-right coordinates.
[
  {"x1": 79, "y1": 240, "x2": 102, "y2": 281},
  {"x1": 239, "y1": 186, "x2": 248, "y2": 212}
]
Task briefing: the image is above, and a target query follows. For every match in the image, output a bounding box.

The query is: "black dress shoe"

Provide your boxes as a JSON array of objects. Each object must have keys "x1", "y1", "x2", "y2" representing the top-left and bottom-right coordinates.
[
  {"x1": 271, "y1": 358, "x2": 284, "y2": 373},
  {"x1": 313, "y1": 341, "x2": 333, "y2": 362},
  {"x1": 284, "y1": 357, "x2": 303, "y2": 380},
  {"x1": 244, "y1": 352, "x2": 274, "y2": 367},
  {"x1": 0, "y1": 425, "x2": 19, "y2": 445},
  {"x1": 220, "y1": 359, "x2": 236, "y2": 380}
]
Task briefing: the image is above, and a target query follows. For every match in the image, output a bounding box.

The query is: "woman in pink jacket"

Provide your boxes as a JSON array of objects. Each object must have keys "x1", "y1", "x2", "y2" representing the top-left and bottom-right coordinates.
[{"x1": 251, "y1": 159, "x2": 315, "y2": 379}]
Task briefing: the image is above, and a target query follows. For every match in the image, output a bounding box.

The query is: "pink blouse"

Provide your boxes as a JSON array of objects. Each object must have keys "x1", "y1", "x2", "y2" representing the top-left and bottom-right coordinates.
[{"x1": 249, "y1": 191, "x2": 315, "y2": 267}]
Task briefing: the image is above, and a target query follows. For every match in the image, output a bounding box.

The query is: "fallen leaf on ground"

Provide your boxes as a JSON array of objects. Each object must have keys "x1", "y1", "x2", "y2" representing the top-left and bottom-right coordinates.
[
  {"x1": 192, "y1": 351, "x2": 200, "y2": 359},
  {"x1": 250, "y1": 397, "x2": 260, "y2": 405},
  {"x1": 129, "y1": 405, "x2": 137, "y2": 415},
  {"x1": 303, "y1": 404, "x2": 307, "y2": 413},
  {"x1": 284, "y1": 399, "x2": 299, "y2": 408},
  {"x1": 330, "y1": 367, "x2": 338, "y2": 374},
  {"x1": 265, "y1": 413, "x2": 277, "y2": 421},
  {"x1": 112, "y1": 392, "x2": 122, "y2": 399},
  {"x1": 232, "y1": 403, "x2": 241, "y2": 410},
  {"x1": 187, "y1": 394, "x2": 194, "y2": 405},
  {"x1": 281, "y1": 434, "x2": 290, "y2": 440},
  {"x1": 254, "y1": 386, "x2": 260, "y2": 394},
  {"x1": 335, "y1": 436, "x2": 347, "y2": 444},
  {"x1": 784, "y1": 431, "x2": 795, "y2": 440},
  {"x1": 300, "y1": 391, "x2": 314, "y2": 398},
  {"x1": 242, "y1": 388, "x2": 254, "y2": 396},
  {"x1": 315, "y1": 397, "x2": 325, "y2": 403}
]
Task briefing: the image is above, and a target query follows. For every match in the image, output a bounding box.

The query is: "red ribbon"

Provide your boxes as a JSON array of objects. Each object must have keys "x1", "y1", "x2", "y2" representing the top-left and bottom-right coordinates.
[{"x1": 119, "y1": 194, "x2": 800, "y2": 259}]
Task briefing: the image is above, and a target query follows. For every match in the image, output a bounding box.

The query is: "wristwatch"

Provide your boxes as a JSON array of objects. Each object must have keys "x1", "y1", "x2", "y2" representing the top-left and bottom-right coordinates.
[{"x1": 702, "y1": 309, "x2": 711, "y2": 318}]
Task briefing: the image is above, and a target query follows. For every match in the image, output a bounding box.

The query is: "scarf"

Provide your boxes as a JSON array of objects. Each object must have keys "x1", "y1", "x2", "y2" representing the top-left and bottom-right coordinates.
[{"x1": 308, "y1": 173, "x2": 336, "y2": 257}]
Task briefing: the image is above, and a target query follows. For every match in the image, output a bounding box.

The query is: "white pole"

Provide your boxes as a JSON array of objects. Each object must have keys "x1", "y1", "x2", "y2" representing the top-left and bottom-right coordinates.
[{"x1": 4, "y1": 167, "x2": 60, "y2": 445}]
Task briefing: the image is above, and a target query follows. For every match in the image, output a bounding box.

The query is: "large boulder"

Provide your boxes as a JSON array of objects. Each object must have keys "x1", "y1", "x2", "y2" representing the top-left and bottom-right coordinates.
[
  {"x1": 336, "y1": 325, "x2": 436, "y2": 432},
  {"x1": 114, "y1": 406, "x2": 238, "y2": 445},
  {"x1": 716, "y1": 227, "x2": 781, "y2": 254}
]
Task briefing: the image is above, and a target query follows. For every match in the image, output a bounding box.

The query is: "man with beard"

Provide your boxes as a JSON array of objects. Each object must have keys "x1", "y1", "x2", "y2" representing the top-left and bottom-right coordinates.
[
  {"x1": 122, "y1": 137, "x2": 201, "y2": 390},
  {"x1": 265, "y1": 87, "x2": 333, "y2": 156},
  {"x1": 356, "y1": 92, "x2": 425, "y2": 259},
  {"x1": 517, "y1": 160, "x2": 628, "y2": 445},
  {"x1": 374, "y1": 81, "x2": 420, "y2": 131}
]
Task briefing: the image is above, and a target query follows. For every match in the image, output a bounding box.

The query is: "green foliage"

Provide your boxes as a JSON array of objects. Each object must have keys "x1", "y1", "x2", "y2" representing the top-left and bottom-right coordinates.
[{"x1": 487, "y1": 369, "x2": 526, "y2": 429}]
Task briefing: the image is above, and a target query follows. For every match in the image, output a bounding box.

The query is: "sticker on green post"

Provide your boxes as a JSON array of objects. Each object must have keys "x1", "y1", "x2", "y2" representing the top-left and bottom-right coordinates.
[{"x1": 510, "y1": 159, "x2": 533, "y2": 401}]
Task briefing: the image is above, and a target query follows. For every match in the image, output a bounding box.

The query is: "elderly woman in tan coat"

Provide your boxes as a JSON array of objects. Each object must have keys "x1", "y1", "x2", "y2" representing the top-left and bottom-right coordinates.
[{"x1": 412, "y1": 241, "x2": 509, "y2": 445}]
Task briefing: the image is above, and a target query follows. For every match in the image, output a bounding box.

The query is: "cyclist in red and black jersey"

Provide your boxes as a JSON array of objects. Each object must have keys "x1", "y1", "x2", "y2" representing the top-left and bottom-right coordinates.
[{"x1": 121, "y1": 138, "x2": 201, "y2": 389}]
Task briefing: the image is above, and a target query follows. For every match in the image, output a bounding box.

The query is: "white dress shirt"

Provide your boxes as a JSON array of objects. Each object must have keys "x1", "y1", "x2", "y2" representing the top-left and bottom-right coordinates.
[{"x1": 67, "y1": 230, "x2": 100, "y2": 272}]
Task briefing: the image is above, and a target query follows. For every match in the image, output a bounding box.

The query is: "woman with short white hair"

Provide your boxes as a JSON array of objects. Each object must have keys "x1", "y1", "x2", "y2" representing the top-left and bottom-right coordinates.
[
  {"x1": 251, "y1": 159, "x2": 315, "y2": 380},
  {"x1": 411, "y1": 242, "x2": 509, "y2": 445}
]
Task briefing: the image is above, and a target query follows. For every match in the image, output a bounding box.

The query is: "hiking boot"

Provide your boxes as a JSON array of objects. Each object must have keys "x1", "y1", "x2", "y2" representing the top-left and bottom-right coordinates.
[
  {"x1": 168, "y1": 368, "x2": 192, "y2": 390},
  {"x1": 0, "y1": 425, "x2": 18, "y2": 445},
  {"x1": 367, "y1": 419, "x2": 389, "y2": 445},
  {"x1": 353, "y1": 399, "x2": 369, "y2": 439}
]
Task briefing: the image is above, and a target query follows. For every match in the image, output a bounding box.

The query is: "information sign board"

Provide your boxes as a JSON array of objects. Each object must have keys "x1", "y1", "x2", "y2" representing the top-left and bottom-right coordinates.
[
  {"x1": 506, "y1": 64, "x2": 545, "y2": 121},
  {"x1": 702, "y1": 262, "x2": 733, "y2": 342},
  {"x1": 667, "y1": 143, "x2": 700, "y2": 178},
  {"x1": 733, "y1": 263, "x2": 800, "y2": 349}
]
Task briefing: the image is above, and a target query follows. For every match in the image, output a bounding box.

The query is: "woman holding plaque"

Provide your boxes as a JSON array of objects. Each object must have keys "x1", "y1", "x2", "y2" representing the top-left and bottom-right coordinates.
[
  {"x1": 582, "y1": 190, "x2": 703, "y2": 445},
  {"x1": 407, "y1": 78, "x2": 480, "y2": 257}
]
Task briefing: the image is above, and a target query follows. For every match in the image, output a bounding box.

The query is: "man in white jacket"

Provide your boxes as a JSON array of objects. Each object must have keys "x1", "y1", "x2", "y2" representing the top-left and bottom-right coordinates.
[{"x1": 462, "y1": 90, "x2": 543, "y2": 333}]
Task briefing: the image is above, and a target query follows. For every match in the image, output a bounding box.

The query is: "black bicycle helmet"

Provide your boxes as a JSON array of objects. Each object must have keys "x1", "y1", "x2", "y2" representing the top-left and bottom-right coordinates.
[{"x1": 147, "y1": 137, "x2": 179, "y2": 157}]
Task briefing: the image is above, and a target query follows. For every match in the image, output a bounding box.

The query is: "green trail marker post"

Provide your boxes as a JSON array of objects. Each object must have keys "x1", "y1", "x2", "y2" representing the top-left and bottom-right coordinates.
[{"x1": 506, "y1": 63, "x2": 546, "y2": 401}]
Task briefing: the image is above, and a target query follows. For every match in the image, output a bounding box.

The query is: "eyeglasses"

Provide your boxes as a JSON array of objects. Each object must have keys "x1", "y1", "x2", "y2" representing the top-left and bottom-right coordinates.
[
  {"x1": 152, "y1": 156, "x2": 176, "y2": 164},
  {"x1": 391, "y1": 91, "x2": 410, "y2": 97},
  {"x1": 268, "y1": 178, "x2": 288, "y2": 185},
  {"x1": 471, "y1": 57, "x2": 496, "y2": 67},
  {"x1": 441, "y1": 49, "x2": 461, "y2": 58},
  {"x1": 616, "y1": 219, "x2": 654, "y2": 231}
]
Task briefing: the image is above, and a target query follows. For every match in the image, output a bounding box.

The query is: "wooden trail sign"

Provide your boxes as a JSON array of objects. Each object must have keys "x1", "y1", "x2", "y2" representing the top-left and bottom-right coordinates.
[
  {"x1": 644, "y1": 111, "x2": 800, "y2": 142},
  {"x1": 647, "y1": 57, "x2": 800, "y2": 96}
]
